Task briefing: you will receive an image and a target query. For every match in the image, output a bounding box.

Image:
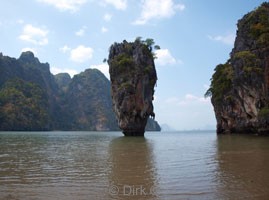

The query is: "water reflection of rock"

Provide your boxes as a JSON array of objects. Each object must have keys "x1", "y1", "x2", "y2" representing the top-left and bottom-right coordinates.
[
  {"x1": 108, "y1": 137, "x2": 159, "y2": 200},
  {"x1": 216, "y1": 135, "x2": 269, "y2": 199}
]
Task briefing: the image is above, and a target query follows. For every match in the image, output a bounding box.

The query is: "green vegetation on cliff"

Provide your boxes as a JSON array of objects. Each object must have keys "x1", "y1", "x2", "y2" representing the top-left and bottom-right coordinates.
[
  {"x1": 244, "y1": 2, "x2": 269, "y2": 47},
  {"x1": 64, "y1": 69, "x2": 118, "y2": 130},
  {"x1": 0, "y1": 51, "x2": 161, "y2": 131},
  {"x1": 205, "y1": 62, "x2": 233, "y2": 102},
  {"x1": 0, "y1": 78, "x2": 49, "y2": 130},
  {"x1": 206, "y1": 2, "x2": 269, "y2": 134},
  {"x1": 206, "y1": 3, "x2": 269, "y2": 102},
  {"x1": 258, "y1": 107, "x2": 269, "y2": 119}
]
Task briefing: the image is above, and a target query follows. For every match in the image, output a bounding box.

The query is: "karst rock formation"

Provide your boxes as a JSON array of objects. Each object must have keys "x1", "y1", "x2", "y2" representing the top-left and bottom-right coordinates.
[
  {"x1": 207, "y1": 3, "x2": 269, "y2": 134},
  {"x1": 108, "y1": 39, "x2": 157, "y2": 136}
]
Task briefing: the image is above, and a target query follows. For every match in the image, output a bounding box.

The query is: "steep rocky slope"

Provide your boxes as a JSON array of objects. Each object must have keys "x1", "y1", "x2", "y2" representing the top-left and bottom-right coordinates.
[
  {"x1": 0, "y1": 51, "x2": 161, "y2": 131},
  {"x1": 0, "y1": 52, "x2": 60, "y2": 130},
  {"x1": 206, "y1": 2, "x2": 269, "y2": 134},
  {"x1": 63, "y1": 69, "x2": 118, "y2": 130}
]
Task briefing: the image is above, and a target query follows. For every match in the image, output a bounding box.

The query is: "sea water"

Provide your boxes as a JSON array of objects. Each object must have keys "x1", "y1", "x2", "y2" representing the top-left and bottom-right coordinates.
[{"x1": 0, "y1": 131, "x2": 269, "y2": 200}]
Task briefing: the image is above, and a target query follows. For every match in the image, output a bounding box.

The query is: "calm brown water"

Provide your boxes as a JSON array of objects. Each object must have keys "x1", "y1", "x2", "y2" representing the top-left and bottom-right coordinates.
[{"x1": 0, "y1": 131, "x2": 269, "y2": 200}]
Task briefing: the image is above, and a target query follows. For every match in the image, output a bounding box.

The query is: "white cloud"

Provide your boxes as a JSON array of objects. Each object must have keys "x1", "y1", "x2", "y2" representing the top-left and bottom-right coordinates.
[
  {"x1": 21, "y1": 47, "x2": 37, "y2": 55},
  {"x1": 37, "y1": 0, "x2": 87, "y2": 12},
  {"x1": 165, "y1": 94, "x2": 210, "y2": 106},
  {"x1": 101, "y1": 26, "x2": 108, "y2": 33},
  {"x1": 59, "y1": 45, "x2": 71, "y2": 53},
  {"x1": 208, "y1": 33, "x2": 235, "y2": 45},
  {"x1": 155, "y1": 49, "x2": 178, "y2": 66},
  {"x1": 17, "y1": 19, "x2": 24, "y2": 24},
  {"x1": 51, "y1": 66, "x2": 78, "y2": 77},
  {"x1": 134, "y1": 0, "x2": 185, "y2": 25},
  {"x1": 103, "y1": 13, "x2": 112, "y2": 22},
  {"x1": 102, "y1": 0, "x2": 127, "y2": 10},
  {"x1": 75, "y1": 26, "x2": 87, "y2": 37},
  {"x1": 182, "y1": 94, "x2": 210, "y2": 104},
  {"x1": 19, "y1": 24, "x2": 49, "y2": 46},
  {"x1": 70, "y1": 45, "x2": 94, "y2": 63},
  {"x1": 90, "y1": 63, "x2": 109, "y2": 79}
]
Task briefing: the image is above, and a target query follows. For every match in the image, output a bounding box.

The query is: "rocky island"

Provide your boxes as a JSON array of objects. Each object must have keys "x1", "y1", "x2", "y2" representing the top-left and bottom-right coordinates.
[
  {"x1": 206, "y1": 2, "x2": 269, "y2": 134},
  {"x1": 0, "y1": 51, "x2": 161, "y2": 131},
  {"x1": 108, "y1": 38, "x2": 158, "y2": 136}
]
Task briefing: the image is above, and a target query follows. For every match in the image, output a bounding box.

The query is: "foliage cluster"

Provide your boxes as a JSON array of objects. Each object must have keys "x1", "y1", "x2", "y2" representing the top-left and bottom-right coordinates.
[
  {"x1": 0, "y1": 78, "x2": 49, "y2": 130},
  {"x1": 144, "y1": 65, "x2": 153, "y2": 74},
  {"x1": 234, "y1": 50, "x2": 256, "y2": 61},
  {"x1": 135, "y1": 37, "x2": 160, "y2": 58},
  {"x1": 258, "y1": 106, "x2": 269, "y2": 119},
  {"x1": 205, "y1": 62, "x2": 233, "y2": 102},
  {"x1": 104, "y1": 37, "x2": 160, "y2": 63},
  {"x1": 135, "y1": 37, "x2": 160, "y2": 51},
  {"x1": 110, "y1": 53, "x2": 135, "y2": 75},
  {"x1": 233, "y1": 50, "x2": 262, "y2": 76},
  {"x1": 109, "y1": 38, "x2": 157, "y2": 79},
  {"x1": 239, "y1": 2, "x2": 269, "y2": 47}
]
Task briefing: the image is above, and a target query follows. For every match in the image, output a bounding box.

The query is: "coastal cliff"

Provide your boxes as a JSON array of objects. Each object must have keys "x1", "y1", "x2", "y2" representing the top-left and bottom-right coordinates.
[
  {"x1": 108, "y1": 39, "x2": 158, "y2": 136},
  {"x1": 206, "y1": 2, "x2": 269, "y2": 134},
  {"x1": 0, "y1": 51, "x2": 161, "y2": 131}
]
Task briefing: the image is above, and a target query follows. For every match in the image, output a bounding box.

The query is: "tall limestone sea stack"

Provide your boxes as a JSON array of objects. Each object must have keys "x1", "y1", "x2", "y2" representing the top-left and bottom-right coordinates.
[
  {"x1": 206, "y1": 2, "x2": 269, "y2": 134},
  {"x1": 108, "y1": 39, "x2": 158, "y2": 136}
]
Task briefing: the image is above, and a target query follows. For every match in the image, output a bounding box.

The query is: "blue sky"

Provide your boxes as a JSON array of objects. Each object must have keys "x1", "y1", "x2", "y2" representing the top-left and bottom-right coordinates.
[{"x1": 0, "y1": 0, "x2": 266, "y2": 130}]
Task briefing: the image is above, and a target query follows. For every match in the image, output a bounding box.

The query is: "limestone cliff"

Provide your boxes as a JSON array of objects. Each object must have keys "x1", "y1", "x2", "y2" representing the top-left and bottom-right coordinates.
[
  {"x1": 108, "y1": 39, "x2": 157, "y2": 136},
  {"x1": 206, "y1": 2, "x2": 269, "y2": 134},
  {"x1": 0, "y1": 51, "x2": 161, "y2": 131},
  {"x1": 63, "y1": 69, "x2": 118, "y2": 131}
]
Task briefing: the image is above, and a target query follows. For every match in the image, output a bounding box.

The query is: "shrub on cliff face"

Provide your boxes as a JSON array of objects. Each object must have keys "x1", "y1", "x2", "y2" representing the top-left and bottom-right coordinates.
[
  {"x1": 134, "y1": 37, "x2": 160, "y2": 52},
  {"x1": 233, "y1": 50, "x2": 262, "y2": 77},
  {"x1": 250, "y1": 4, "x2": 269, "y2": 36},
  {"x1": 234, "y1": 50, "x2": 256, "y2": 62},
  {"x1": 110, "y1": 53, "x2": 135, "y2": 76},
  {"x1": 205, "y1": 62, "x2": 233, "y2": 102},
  {"x1": 107, "y1": 37, "x2": 160, "y2": 77},
  {"x1": 258, "y1": 107, "x2": 269, "y2": 118}
]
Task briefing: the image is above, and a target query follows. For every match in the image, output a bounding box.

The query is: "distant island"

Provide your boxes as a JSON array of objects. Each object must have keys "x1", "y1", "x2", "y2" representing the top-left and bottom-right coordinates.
[
  {"x1": 206, "y1": 2, "x2": 269, "y2": 134},
  {"x1": 0, "y1": 51, "x2": 161, "y2": 131}
]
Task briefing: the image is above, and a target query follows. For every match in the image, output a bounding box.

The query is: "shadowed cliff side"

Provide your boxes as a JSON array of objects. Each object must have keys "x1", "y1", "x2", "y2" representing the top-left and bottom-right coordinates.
[
  {"x1": 0, "y1": 51, "x2": 161, "y2": 131},
  {"x1": 108, "y1": 39, "x2": 158, "y2": 136},
  {"x1": 206, "y1": 2, "x2": 269, "y2": 134}
]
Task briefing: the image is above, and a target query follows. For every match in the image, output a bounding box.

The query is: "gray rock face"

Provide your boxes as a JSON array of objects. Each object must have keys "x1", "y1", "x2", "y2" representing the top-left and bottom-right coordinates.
[
  {"x1": 108, "y1": 40, "x2": 157, "y2": 136},
  {"x1": 207, "y1": 3, "x2": 269, "y2": 134}
]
